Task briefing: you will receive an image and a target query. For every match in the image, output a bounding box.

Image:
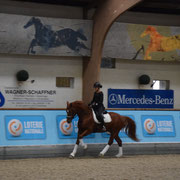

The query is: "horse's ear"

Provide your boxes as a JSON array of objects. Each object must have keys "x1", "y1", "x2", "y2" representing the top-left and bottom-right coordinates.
[
  {"x1": 67, "y1": 101, "x2": 70, "y2": 108},
  {"x1": 67, "y1": 101, "x2": 72, "y2": 108}
]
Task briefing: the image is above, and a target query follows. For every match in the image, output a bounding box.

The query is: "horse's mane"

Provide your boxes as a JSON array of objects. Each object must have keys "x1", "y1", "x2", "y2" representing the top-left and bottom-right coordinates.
[
  {"x1": 72, "y1": 101, "x2": 91, "y2": 113},
  {"x1": 145, "y1": 26, "x2": 162, "y2": 37},
  {"x1": 73, "y1": 100, "x2": 84, "y2": 104},
  {"x1": 72, "y1": 101, "x2": 87, "y2": 107}
]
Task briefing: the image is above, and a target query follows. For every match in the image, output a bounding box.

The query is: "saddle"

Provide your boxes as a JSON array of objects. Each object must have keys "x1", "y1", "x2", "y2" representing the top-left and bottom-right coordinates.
[{"x1": 92, "y1": 110, "x2": 112, "y2": 124}]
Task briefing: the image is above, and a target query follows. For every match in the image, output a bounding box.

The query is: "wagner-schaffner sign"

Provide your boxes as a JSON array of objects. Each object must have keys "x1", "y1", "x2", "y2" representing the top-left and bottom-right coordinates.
[{"x1": 108, "y1": 89, "x2": 174, "y2": 109}]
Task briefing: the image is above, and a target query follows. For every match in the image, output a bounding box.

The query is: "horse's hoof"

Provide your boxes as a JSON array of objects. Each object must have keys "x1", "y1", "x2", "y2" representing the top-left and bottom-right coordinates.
[
  {"x1": 115, "y1": 154, "x2": 123, "y2": 158},
  {"x1": 99, "y1": 153, "x2": 104, "y2": 158},
  {"x1": 83, "y1": 144, "x2": 87, "y2": 150},
  {"x1": 69, "y1": 154, "x2": 75, "y2": 159}
]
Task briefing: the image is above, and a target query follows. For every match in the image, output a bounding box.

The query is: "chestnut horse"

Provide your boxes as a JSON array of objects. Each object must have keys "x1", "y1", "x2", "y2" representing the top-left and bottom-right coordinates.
[{"x1": 66, "y1": 101, "x2": 139, "y2": 158}]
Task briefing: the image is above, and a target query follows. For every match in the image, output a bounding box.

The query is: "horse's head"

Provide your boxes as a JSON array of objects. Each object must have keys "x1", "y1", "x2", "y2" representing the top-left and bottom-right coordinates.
[
  {"x1": 66, "y1": 101, "x2": 77, "y2": 124},
  {"x1": 141, "y1": 26, "x2": 157, "y2": 38},
  {"x1": 24, "y1": 17, "x2": 40, "y2": 29}
]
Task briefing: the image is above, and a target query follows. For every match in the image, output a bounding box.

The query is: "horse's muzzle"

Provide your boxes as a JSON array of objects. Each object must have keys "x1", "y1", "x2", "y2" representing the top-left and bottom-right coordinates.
[{"x1": 66, "y1": 116, "x2": 72, "y2": 123}]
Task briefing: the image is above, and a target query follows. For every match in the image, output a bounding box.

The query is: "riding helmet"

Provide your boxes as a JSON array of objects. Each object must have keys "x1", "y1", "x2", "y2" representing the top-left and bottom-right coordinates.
[{"x1": 93, "y1": 82, "x2": 102, "y2": 88}]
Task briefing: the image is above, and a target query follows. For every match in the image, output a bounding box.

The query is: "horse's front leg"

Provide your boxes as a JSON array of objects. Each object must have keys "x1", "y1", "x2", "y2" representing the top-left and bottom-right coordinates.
[
  {"x1": 69, "y1": 129, "x2": 90, "y2": 158},
  {"x1": 27, "y1": 39, "x2": 37, "y2": 54},
  {"x1": 79, "y1": 139, "x2": 87, "y2": 150},
  {"x1": 69, "y1": 138, "x2": 80, "y2": 158},
  {"x1": 144, "y1": 48, "x2": 152, "y2": 60}
]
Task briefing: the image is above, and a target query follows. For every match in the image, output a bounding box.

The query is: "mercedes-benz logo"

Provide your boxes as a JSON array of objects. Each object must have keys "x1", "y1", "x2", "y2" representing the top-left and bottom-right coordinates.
[{"x1": 109, "y1": 93, "x2": 118, "y2": 105}]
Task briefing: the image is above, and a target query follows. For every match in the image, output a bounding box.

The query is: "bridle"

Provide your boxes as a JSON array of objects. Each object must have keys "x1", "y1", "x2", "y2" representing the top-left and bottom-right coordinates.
[
  {"x1": 66, "y1": 109, "x2": 77, "y2": 123},
  {"x1": 67, "y1": 114, "x2": 77, "y2": 119}
]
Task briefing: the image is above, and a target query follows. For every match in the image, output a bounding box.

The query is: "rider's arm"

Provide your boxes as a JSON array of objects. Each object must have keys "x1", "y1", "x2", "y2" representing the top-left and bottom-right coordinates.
[
  {"x1": 88, "y1": 92, "x2": 95, "y2": 106},
  {"x1": 98, "y1": 92, "x2": 103, "y2": 104}
]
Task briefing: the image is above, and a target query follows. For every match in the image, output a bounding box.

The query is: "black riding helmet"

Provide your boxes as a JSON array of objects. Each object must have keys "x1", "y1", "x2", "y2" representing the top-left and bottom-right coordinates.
[{"x1": 93, "y1": 82, "x2": 102, "y2": 88}]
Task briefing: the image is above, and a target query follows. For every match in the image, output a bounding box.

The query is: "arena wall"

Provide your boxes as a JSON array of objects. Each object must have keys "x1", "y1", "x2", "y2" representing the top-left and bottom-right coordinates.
[
  {"x1": 0, "y1": 109, "x2": 180, "y2": 159},
  {"x1": 101, "y1": 60, "x2": 180, "y2": 108},
  {"x1": 0, "y1": 55, "x2": 83, "y2": 107},
  {"x1": 0, "y1": 1, "x2": 180, "y2": 159},
  {"x1": 1, "y1": 55, "x2": 180, "y2": 108}
]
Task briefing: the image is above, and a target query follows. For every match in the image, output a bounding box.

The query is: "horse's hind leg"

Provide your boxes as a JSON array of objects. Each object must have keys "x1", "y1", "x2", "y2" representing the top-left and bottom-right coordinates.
[{"x1": 114, "y1": 135, "x2": 123, "y2": 158}]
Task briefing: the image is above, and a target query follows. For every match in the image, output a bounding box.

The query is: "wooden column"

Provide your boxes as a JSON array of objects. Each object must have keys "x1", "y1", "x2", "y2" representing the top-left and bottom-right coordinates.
[{"x1": 83, "y1": 0, "x2": 142, "y2": 104}]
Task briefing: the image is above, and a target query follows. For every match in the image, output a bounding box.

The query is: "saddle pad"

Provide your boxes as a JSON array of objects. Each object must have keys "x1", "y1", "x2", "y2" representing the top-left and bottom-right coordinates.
[{"x1": 92, "y1": 110, "x2": 112, "y2": 124}]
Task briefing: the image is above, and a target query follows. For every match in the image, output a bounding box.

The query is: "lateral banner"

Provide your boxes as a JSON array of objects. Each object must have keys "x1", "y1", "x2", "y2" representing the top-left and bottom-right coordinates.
[
  {"x1": 108, "y1": 89, "x2": 174, "y2": 108},
  {"x1": 5, "y1": 115, "x2": 46, "y2": 140}
]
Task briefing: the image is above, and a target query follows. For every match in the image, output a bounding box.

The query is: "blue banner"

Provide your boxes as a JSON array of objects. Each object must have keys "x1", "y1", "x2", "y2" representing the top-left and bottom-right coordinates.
[
  {"x1": 0, "y1": 110, "x2": 180, "y2": 146},
  {"x1": 5, "y1": 116, "x2": 46, "y2": 140},
  {"x1": 57, "y1": 116, "x2": 95, "y2": 139},
  {"x1": 108, "y1": 89, "x2": 174, "y2": 108},
  {"x1": 142, "y1": 115, "x2": 175, "y2": 137}
]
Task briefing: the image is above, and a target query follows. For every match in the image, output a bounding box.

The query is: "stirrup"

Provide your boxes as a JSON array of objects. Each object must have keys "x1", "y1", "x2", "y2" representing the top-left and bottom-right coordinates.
[{"x1": 102, "y1": 125, "x2": 106, "y2": 131}]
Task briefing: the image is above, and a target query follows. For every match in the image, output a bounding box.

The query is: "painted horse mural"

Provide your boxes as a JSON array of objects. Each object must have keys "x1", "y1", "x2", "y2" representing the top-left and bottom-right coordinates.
[
  {"x1": 24, "y1": 17, "x2": 88, "y2": 54},
  {"x1": 141, "y1": 26, "x2": 180, "y2": 60}
]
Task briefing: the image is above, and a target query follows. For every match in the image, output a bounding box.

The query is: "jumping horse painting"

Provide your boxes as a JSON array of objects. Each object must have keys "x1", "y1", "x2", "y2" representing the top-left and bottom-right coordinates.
[
  {"x1": 66, "y1": 101, "x2": 139, "y2": 158},
  {"x1": 24, "y1": 17, "x2": 88, "y2": 54},
  {"x1": 141, "y1": 26, "x2": 180, "y2": 60}
]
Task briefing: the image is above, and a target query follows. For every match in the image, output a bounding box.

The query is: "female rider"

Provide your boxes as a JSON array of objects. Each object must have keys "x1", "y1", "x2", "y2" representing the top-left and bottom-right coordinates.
[{"x1": 89, "y1": 82, "x2": 106, "y2": 128}]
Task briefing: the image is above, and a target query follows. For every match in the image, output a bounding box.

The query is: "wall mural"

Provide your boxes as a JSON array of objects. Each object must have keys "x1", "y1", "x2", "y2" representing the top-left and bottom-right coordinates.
[
  {"x1": 103, "y1": 23, "x2": 180, "y2": 61},
  {"x1": 0, "y1": 13, "x2": 180, "y2": 61},
  {"x1": 24, "y1": 17, "x2": 88, "y2": 54},
  {"x1": 140, "y1": 26, "x2": 180, "y2": 60},
  {"x1": 0, "y1": 13, "x2": 91, "y2": 56}
]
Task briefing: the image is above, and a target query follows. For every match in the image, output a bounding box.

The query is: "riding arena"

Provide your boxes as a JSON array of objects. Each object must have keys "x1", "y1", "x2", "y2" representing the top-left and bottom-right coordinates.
[{"x1": 0, "y1": 0, "x2": 180, "y2": 180}]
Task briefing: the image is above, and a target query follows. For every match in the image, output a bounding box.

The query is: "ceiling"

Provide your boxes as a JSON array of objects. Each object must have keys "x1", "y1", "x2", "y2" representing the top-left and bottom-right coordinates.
[{"x1": 13, "y1": 0, "x2": 180, "y2": 15}]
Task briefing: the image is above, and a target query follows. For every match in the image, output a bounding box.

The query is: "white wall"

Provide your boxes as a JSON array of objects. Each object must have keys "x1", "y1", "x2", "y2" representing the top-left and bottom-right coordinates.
[
  {"x1": 1, "y1": 1, "x2": 180, "y2": 109},
  {"x1": 0, "y1": 55, "x2": 82, "y2": 107},
  {"x1": 1, "y1": 55, "x2": 180, "y2": 108},
  {"x1": 101, "y1": 60, "x2": 180, "y2": 108}
]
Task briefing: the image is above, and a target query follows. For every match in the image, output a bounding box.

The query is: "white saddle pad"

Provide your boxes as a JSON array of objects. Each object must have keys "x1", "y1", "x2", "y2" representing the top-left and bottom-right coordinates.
[{"x1": 92, "y1": 110, "x2": 112, "y2": 124}]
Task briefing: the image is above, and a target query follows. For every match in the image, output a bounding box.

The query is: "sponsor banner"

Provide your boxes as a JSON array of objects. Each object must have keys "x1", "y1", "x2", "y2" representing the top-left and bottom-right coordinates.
[
  {"x1": 5, "y1": 115, "x2": 46, "y2": 140},
  {"x1": 1, "y1": 87, "x2": 56, "y2": 108},
  {"x1": 57, "y1": 116, "x2": 95, "y2": 139},
  {"x1": 102, "y1": 115, "x2": 135, "y2": 138},
  {"x1": 0, "y1": 110, "x2": 180, "y2": 146},
  {"x1": 142, "y1": 115, "x2": 175, "y2": 137},
  {"x1": 108, "y1": 89, "x2": 174, "y2": 109}
]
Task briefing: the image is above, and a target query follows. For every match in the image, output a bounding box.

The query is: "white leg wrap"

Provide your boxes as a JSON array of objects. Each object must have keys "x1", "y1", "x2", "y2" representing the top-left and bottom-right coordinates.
[
  {"x1": 70, "y1": 144, "x2": 78, "y2": 157},
  {"x1": 116, "y1": 146, "x2": 123, "y2": 158},
  {"x1": 80, "y1": 139, "x2": 87, "y2": 149},
  {"x1": 100, "y1": 145, "x2": 110, "y2": 156}
]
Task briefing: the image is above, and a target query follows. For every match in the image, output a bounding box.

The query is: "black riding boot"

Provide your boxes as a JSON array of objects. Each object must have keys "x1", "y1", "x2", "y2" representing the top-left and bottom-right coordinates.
[{"x1": 98, "y1": 114, "x2": 106, "y2": 131}]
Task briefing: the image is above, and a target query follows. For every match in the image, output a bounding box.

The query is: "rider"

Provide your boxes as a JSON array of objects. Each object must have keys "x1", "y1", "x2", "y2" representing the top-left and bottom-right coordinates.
[{"x1": 89, "y1": 82, "x2": 106, "y2": 129}]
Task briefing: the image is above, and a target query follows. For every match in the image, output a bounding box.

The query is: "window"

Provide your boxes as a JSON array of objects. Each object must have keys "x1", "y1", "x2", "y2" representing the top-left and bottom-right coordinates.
[
  {"x1": 152, "y1": 80, "x2": 170, "y2": 90},
  {"x1": 56, "y1": 77, "x2": 74, "y2": 88},
  {"x1": 101, "y1": 58, "x2": 115, "y2": 68}
]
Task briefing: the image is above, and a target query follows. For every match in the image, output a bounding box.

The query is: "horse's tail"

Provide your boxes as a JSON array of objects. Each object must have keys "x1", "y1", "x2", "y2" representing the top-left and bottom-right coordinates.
[{"x1": 125, "y1": 117, "x2": 139, "y2": 142}]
